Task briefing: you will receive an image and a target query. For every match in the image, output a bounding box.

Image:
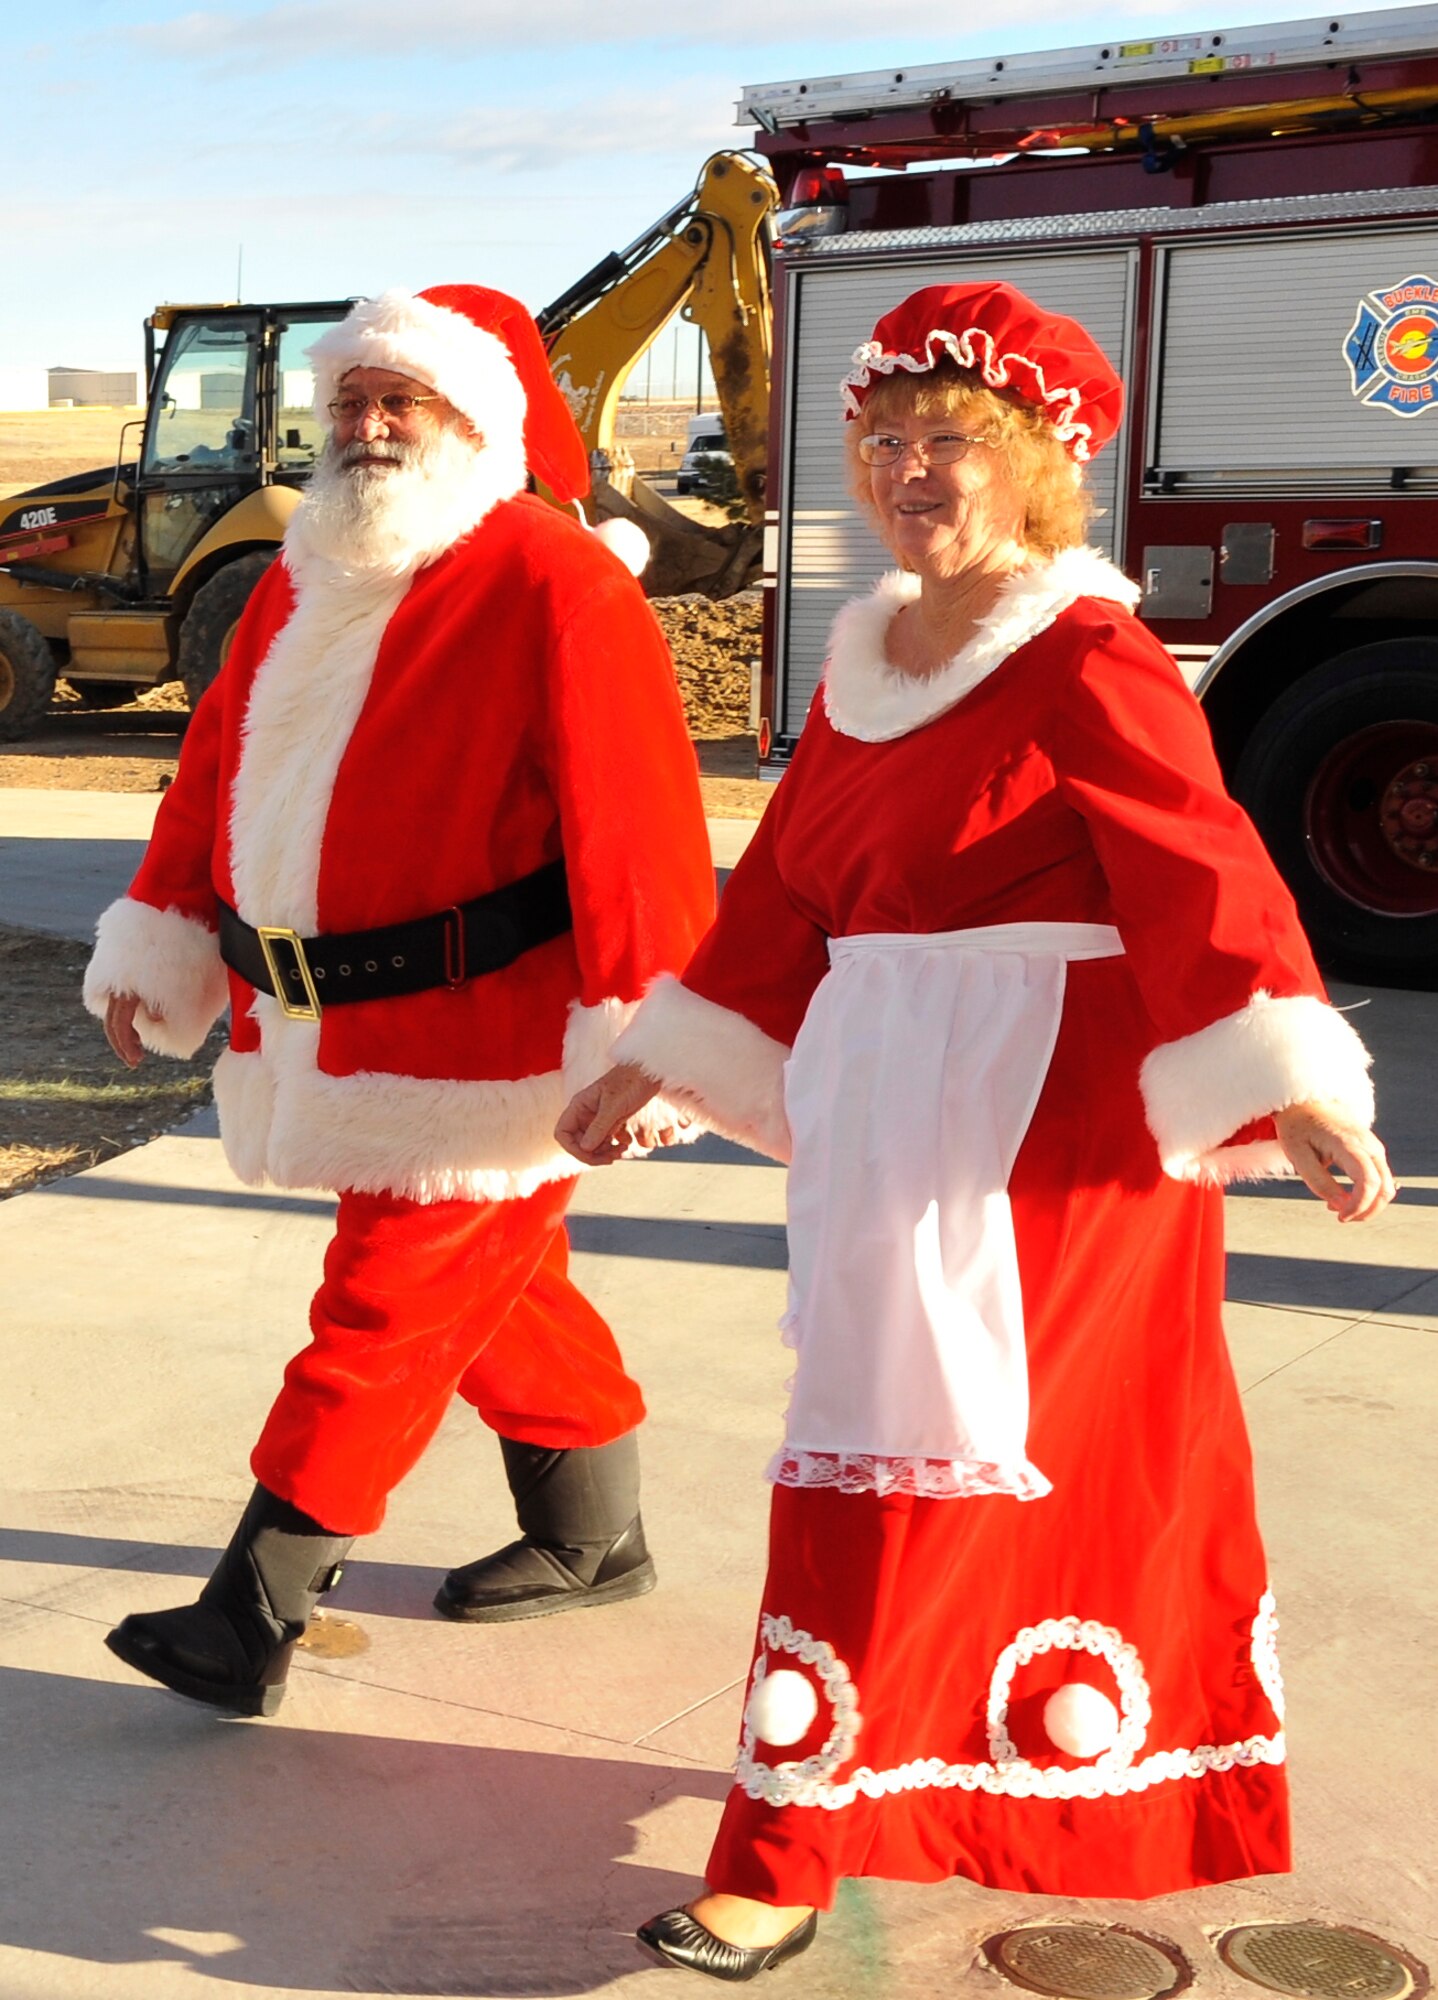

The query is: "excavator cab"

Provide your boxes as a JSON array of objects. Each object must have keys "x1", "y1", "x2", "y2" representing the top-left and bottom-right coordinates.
[{"x1": 0, "y1": 300, "x2": 350, "y2": 739}]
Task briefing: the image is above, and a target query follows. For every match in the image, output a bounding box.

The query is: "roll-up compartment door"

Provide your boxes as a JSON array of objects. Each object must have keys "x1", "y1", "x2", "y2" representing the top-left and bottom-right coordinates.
[
  {"x1": 777, "y1": 249, "x2": 1134, "y2": 743},
  {"x1": 1155, "y1": 224, "x2": 1438, "y2": 478}
]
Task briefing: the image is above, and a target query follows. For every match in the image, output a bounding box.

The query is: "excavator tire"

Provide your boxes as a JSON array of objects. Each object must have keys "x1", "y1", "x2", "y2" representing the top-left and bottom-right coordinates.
[
  {"x1": 179, "y1": 551, "x2": 276, "y2": 710},
  {"x1": 0, "y1": 611, "x2": 59, "y2": 743}
]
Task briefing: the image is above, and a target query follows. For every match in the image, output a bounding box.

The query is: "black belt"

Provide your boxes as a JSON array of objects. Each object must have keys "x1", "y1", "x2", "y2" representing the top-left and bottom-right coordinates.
[{"x1": 218, "y1": 859, "x2": 571, "y2": 1020}]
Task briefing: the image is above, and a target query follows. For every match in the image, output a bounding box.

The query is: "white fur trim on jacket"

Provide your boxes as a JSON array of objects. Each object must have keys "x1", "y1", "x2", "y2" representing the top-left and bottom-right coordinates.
[
  {"x1": 83, "y1": 896, "x2": 229, "y2": 1059},
  {"x1": 822, "y1": 547, "x2": 1141, "y2": 744},
  {"x1": 1140, "y1": 991, "x2": 1375, "y2": 1185},
  {"x1": 612, "y1": 974, "x2": 792, "y2": 1162},
  {"x1": 307, "y1": 291, "x2": 528, "y2": 460},
  {"x1": 213, "y1": 994, "x2": 665, "y2": 1204},
  {"x1": 227, "y1": 568, "x2": 405, "y2": 933}
]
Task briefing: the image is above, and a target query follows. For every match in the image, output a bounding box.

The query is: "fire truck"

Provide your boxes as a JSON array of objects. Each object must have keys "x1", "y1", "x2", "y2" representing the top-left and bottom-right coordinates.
[{"x1": 743, "y1": 5, "x2": 1438, "y2": 987}]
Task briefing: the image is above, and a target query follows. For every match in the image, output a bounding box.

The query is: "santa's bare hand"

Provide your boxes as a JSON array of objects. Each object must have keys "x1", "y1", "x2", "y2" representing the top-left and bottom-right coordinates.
[
  {"x1": 104, "y1": 991, "x2": 153, "y2": 1070},
  {"x1": 556, "y1": 1062, "x2": 665, "y2": 1166},
  {"x1": 1274, "y1": 1100, "x2": 1396, "y2": 1223}
]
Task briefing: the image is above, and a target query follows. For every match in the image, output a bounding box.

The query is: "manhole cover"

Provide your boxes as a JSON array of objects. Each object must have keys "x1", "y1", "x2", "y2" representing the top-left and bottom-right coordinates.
[
  {"x1": 988, "y1": 1925, "x2": 1187, "y2": 2000},
  {"x1": 1218, "y1": 1924, "x2": 1420, "y2": 2000},
  {"x1": 296, "y1": 1612, "x2": 369, "y2": 1660}
]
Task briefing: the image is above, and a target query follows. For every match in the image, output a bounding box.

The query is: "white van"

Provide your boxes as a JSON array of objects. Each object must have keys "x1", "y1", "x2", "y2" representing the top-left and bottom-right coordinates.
[{"x1": 677, "y1": 415, "x2": 732, "y2": 495}]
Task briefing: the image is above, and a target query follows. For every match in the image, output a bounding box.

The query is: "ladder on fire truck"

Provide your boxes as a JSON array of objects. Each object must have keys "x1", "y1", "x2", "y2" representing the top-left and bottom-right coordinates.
[{"x1": 738, "y1": 4, "x2": 1438, "y2": 158}]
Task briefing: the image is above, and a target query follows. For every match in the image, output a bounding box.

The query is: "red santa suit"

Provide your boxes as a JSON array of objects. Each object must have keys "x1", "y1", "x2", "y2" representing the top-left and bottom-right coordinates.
[
  {"x1": 84, "y1": 288, "x2": 714, "y2": 1538},
  {"x1": 610, "y1": 544, "x2": 1375, "y2": 1906}
]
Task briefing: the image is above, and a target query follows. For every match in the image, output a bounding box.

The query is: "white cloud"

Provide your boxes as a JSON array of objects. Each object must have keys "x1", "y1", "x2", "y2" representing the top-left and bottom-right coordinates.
[
  {"x1": 120, "y1": 0, "x2": 1182, "y2": 69},
  {"x1": 341, "y1": 86, "x2": 735, "y2": 173}
]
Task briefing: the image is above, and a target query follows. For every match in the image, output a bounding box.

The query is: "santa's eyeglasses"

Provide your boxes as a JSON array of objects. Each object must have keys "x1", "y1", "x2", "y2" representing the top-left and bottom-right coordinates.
[{"x1": 327, "y1": 393, "x2": 443, "y2": 423}]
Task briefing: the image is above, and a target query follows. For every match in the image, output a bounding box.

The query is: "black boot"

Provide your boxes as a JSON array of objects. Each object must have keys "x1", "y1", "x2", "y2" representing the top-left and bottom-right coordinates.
[
  {"x1": 434, "y1": 1431, "x2": 656, "y2": 1623},
  {"x1": 104, "y1": 1485, "x2": 352, "y2": 1717}
]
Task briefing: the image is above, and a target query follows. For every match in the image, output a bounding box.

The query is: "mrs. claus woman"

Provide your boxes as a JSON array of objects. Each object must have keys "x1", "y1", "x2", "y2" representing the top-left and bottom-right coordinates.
[{"x1": 562, "y1": 281, "x2": 1394, "y2": 1982}]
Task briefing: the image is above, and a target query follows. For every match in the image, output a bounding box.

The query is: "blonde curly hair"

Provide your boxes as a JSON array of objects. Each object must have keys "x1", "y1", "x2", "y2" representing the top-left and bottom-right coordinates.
[{"x1": 845, "y1": 359, "x2": 1092, "y2": 559}]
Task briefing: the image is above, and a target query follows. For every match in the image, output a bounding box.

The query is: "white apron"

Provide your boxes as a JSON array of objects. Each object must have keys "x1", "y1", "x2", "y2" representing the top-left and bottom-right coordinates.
[{"x1": 774, "y1": 923, "x2": 1124, "y2": 1501}]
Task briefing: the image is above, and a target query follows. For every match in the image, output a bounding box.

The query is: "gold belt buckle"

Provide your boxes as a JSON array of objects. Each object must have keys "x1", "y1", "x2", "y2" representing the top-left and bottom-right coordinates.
[{"x1": 256, "y1": 925, "x2": 322, "y2": 1022}]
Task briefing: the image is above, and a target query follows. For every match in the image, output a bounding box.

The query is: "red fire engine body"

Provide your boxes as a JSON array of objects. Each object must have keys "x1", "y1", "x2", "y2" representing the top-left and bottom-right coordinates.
[{"x1": 744, "y1": 6, "x2": 1438, "y2": 986}]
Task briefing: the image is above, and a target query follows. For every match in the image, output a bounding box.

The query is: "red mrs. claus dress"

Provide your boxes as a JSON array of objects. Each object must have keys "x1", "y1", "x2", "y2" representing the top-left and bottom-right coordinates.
[{"x1": 612, "y1": 547, "x2": 1376, "y2": 1908}]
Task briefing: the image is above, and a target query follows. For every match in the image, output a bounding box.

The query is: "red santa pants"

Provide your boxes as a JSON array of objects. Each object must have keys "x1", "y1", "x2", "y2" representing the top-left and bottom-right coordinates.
[{"x1": 250, "y1": 1177, "x2": 645, "y2": 1535}]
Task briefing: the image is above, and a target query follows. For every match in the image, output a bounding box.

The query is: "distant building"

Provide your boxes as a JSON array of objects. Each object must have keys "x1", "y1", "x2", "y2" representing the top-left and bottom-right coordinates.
[
  {"x1": 0, "y1": 368, "x2": 49, "y2": 410},
  {"x1": 48, "y1": 367, "x2": 139, "y2": 407}
]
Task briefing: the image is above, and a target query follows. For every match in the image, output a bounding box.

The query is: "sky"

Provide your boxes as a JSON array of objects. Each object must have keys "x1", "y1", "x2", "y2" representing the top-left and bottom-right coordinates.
[{"x1": 3, "y1": 0, "x2": 1413, "y2": 386}]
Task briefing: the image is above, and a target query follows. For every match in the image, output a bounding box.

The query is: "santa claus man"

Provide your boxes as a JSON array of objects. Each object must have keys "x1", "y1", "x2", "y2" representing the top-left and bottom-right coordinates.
[{"x1": 84, "y1": 284, "x2": 715, "y2": 1717}]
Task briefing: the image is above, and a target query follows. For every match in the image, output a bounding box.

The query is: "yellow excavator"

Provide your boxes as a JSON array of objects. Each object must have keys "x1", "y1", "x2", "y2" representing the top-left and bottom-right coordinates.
[
  {"x1": 543, "y1": 150, "x2": 775, "y2": 599},
  {"x1": 0, "y1": 152, "x2": 776, "y2": 740}
]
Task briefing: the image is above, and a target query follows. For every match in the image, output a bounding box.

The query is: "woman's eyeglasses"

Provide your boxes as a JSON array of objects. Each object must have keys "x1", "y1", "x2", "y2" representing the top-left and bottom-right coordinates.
[
  {"x1": 857, "y1": 430, "x2": 991, "y2": 468},
  {"x1": 327, "y1": 393, "x2": 443, "y2": 423}
]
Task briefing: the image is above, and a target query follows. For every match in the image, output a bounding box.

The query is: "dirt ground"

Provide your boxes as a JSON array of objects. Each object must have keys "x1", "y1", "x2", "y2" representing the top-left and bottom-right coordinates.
[
  {"x1": 0, "y1": 404, "x2": 145, "y2": 499},
  {"x1": 0, "y1": 407, "x2": 772, "y2": 1200}
]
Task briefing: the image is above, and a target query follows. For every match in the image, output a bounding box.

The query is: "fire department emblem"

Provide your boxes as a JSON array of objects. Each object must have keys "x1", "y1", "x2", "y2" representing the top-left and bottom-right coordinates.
[{"x1": 1345, "y1": 276, "x2": 1438, "y2": 415}]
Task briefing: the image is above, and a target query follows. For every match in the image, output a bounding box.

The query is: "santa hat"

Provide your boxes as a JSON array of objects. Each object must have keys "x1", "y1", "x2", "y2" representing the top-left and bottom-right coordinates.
[
  {"x1": 841, "y1": 281, "x2": 1124, "y2": 463},
  {"x1": 307, "y1": 284, "x2": 591, "y2": 503}
]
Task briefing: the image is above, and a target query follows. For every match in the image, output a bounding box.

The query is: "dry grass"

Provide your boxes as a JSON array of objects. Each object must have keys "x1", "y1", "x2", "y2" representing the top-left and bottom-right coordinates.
[
  {"x1": 0, "y1": 924, "x2": 221, "y2": 1199},
  {"x1": 0, "y1": 405, "x2": 143, "y2": 495}
]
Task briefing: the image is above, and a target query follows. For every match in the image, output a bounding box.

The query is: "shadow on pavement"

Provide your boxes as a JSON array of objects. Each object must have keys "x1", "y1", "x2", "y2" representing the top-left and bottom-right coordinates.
[
  {"x1": 0, "y1": 1663, "x2": 724, "y2": 1994},
  {"x1": 0, "y1": 1527, "x2": 450, "y2": 1621},
  {"x1": 41, "y1": 1177, "x2": 336, "y2": 1218},
  {"x1": 568, "y1": 1213, "x2": 786, "y2": 1269},
  {"x1": 644, "y1": 1133, "x2": 781, "y2": 1170},
  {"x1": 1225, "y1": 1252, "x2": 1436, "y2": 1314}
]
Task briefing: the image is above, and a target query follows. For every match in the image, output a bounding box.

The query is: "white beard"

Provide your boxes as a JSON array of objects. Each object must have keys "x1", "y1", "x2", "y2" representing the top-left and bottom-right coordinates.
[{"x1": 286, "y1": 426, "x2": 521, "y2": 581}]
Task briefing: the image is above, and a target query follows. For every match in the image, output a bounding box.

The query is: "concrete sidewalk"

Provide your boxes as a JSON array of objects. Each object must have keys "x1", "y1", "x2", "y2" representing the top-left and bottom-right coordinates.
[{"x1": 0, "y1": 791, "x2": 1433, "y2": 1998}]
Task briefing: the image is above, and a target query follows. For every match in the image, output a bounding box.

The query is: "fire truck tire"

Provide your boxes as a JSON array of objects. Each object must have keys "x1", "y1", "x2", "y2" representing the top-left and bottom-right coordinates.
[
  {"x1": 1233, "y1": 638, "x2": 1438, "y2": 989},
  {"x1": 178, "y1": 551, "x2": 275, "y2": 710},
  {"x1": 0, "y1": 611, "x2": 59, "y2": 743}
]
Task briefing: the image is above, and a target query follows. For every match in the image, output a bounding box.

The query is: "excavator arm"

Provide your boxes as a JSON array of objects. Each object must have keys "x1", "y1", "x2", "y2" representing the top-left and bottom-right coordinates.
[{"x1": 539, "y1": 152, "x2": 776, "y2": 599}]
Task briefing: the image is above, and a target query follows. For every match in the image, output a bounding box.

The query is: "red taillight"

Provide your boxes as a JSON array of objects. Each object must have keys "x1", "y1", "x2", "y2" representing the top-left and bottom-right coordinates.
[
  {"x1": 788, "y1": 166, "x2": 848, "y2": 208},
  {"x1": 1303, "y1": 519, "x2": 1384, "y2": 551}
]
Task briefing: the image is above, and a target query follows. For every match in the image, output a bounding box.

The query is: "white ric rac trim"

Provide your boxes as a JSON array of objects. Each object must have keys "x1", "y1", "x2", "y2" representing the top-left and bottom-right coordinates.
[
  {"x1": 734, "y1": 1605, "x2": 1285, "y2": 1811},
  {"x1": 822, "y1": 548, "x2": 1140, "y2": 744},
  {"x1": 1251, "y1": 1590, "x2": 1286, "y2": 1724},
  {"x1": 737, "y1": 1614, "x2": 863, "y2": 1802},
  {"x1": 986, "y1": 1616, "x2": 1151, "y2": 1777},
  {"x1": 841, "y1": 324, "x2": 1102, "y2": 460}
]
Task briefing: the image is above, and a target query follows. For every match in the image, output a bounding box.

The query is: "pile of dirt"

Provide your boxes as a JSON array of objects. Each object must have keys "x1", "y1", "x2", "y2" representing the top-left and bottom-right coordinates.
[
  {"x1": 0, "y1": 925, "x2": 222, "y2": 1199},
  {"x1": 652, "y1": 592, "x2": 760, "y2": 739}
]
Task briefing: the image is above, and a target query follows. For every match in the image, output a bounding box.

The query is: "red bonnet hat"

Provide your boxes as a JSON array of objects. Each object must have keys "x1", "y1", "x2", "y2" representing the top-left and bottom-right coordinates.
[{"x1": 841, "y1": 280, "x2": 1124, "y2": 463}]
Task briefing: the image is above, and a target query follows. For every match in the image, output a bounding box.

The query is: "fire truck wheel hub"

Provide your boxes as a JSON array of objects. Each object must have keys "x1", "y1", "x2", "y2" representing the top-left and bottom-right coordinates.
[{"x1": 1306, "y1": 722, "x2": 1438, "y2": 915}]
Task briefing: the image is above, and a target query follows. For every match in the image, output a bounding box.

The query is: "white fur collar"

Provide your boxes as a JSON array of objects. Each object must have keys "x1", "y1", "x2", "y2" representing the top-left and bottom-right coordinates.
[{"x1": 822, "y1": 547, "x2": 1141, "y2": 743}]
